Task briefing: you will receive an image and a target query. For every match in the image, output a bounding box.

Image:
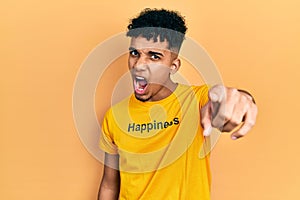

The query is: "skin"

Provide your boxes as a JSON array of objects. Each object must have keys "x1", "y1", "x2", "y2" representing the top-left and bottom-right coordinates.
[
  {"x1": 98, "y1": 36, "x2": 258, "y2": 199},
  {"x1": 128, "y1": 36, "x2": 181, "y2": 102},
  {"x1": 201, "y1": 85, "x2": 258, "y2": 140},
  {"x1": 98, "y1": 154, "x2": 120, "y2": 200}
]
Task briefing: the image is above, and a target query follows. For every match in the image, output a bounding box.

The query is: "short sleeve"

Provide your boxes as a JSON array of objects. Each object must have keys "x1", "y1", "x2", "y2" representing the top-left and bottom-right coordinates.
[
  {"x1": 192, "y1": 84, "x2": 210, "y2": 108},
  {"x1": 99, "y1": 108, "x2": 118, "y2": 154}
]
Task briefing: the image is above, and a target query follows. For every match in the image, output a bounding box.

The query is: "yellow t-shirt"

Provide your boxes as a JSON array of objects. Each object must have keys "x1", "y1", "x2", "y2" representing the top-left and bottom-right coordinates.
[{"x1": 100, "y1": 84, "x2": 211, "y2": 200}]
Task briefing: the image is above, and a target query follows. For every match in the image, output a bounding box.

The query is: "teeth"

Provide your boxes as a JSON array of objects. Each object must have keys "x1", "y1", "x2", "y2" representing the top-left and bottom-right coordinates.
[{"x1": 136, "y1": 76, "x2": 145, "y2": 81}]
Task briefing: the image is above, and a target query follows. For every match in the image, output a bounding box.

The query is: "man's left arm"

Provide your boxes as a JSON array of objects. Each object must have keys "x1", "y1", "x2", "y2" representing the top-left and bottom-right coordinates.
[{"x1": 201, "y1": 85, "x2": 258, "y2": 140}]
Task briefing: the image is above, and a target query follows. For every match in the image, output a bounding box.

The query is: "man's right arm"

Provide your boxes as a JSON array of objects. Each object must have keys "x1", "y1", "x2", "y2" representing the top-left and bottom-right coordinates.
[{"x1": 98, "y1": 153, "x2": 120, "y2": 200}]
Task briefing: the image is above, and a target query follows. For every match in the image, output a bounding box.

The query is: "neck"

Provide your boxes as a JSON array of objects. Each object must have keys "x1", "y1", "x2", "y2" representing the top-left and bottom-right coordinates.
[{"x1": 149, "y1": 81, "x2": 178, "y2": 102}]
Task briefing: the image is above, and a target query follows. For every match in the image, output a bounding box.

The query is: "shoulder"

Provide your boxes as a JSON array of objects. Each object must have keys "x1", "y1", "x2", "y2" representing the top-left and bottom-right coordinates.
[
  {"x1": 102, "y1": 95, "x2": 132, "y2": 121},
  {"x1": 191, "y1": 84, "x2": 209, "y2": 94},
  {"x1": 105, "y1": 94, "x2": 132, "y2": 112},
  {"x1": 177, "y1": 84, "x2": 209, "y2": 107},
  {"x1": 176, "y1": 84, "x2": 209, "y2": 96}
]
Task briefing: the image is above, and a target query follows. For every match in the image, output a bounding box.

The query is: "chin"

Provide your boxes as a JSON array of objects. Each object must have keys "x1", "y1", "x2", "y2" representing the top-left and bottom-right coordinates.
[{"x1": 135, "y1": 93, "x2": 151, "y2": 102}]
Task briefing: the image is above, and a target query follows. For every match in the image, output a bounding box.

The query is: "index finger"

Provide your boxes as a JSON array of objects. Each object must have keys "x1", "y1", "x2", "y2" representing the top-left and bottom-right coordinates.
[{"x1": 201, "y1": 101, "x2": 213, "y2": 137}]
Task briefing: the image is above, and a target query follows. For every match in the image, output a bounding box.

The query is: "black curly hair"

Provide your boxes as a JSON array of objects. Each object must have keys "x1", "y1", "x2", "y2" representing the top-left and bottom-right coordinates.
[{"x1": 127, "y1": 8, "x2": 187, "y2": 51}]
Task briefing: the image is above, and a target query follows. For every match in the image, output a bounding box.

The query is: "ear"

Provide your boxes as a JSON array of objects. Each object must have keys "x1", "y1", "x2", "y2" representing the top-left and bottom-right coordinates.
[{"x1": 170, "y1": 58, "x2": 181, "y2": 74}]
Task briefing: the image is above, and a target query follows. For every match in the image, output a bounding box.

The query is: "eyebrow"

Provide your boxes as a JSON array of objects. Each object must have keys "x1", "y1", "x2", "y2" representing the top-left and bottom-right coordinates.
[
  {"x1": 129, "y1": 47, "x2": 136, "y2": 51},
  {"x1": 128, "y1": 47, "x2": 164, "y2": 57},
  {"x1": 148, "y1": 51, "x2": 164, "y2": 57}
]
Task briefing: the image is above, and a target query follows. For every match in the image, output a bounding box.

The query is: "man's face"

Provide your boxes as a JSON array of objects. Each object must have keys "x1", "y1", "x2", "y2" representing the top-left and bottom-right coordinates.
[{"x1": 128, "y1": 36, "x2": 179, "y2": 102}]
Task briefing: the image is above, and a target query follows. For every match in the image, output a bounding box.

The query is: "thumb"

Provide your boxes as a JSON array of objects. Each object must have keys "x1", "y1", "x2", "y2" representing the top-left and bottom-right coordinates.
[{"x1": 201, "y1": 101, "x2": 213, "y2": 137}]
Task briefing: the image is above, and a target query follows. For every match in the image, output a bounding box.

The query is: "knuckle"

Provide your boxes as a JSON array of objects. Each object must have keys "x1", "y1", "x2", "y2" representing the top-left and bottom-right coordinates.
[
  {"x1": 216, "y1": 114, "x2": 226, "y2": 122},
  {"x1": 225, "y1": 88, "x2": 238, "y2": 102},
  {"x1": 219, "y1": 111, "x2": 231, "y2": 121},
  {"x1": 238, "y1": 95, "x2": 251, "y2": 108},
  {"x1": 247, "y1": 119, "x2": 256, "y2": 127},
  {"x1": 228, "y1": 87, "x2": 238, "y2": 96},
  {"x1": 212, "y1": 118, "x2": 223, "y2": 128},
  {"x1": 230, "y1": 87, "x2": 238, "y2": 94},
  {"x1": 212, "y1": 122, "x2": 221, "y2": 129},
  {"x1": 229, "y1": 118, "x2": 241, "y2": 127},
  {"x1": 240, "y1": 94, "x2": 249, "y2": 103}
]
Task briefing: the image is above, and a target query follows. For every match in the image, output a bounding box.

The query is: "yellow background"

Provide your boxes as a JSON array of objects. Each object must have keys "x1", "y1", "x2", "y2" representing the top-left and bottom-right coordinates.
[{"x1": 1, "y1": 0, "x2": 300, "y2": 199}]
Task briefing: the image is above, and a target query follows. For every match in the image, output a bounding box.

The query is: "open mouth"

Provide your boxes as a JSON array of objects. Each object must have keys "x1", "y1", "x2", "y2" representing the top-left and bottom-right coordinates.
[{"x1": 134, "y1": 76, "x2": 148, "y2": 94}]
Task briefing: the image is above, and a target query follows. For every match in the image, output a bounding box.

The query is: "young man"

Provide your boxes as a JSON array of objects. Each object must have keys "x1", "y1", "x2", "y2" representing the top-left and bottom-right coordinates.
[{"x1": 98, "y1": 8, "x2": 257, "y2": 200}]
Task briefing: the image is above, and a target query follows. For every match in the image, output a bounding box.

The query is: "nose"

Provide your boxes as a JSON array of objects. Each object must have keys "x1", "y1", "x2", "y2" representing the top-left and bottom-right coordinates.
[{"x1": 133, "y1": 56, "x2": 148, "y2": 72}]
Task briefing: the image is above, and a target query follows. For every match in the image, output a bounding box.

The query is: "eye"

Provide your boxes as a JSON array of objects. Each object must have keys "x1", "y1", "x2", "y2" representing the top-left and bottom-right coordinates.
[
  {"x1": 150, "y1": 54, "x2": 160, "y2": 60},
  {"x1": 130, "y1": 50, "x2": 139, "y2": 57}
]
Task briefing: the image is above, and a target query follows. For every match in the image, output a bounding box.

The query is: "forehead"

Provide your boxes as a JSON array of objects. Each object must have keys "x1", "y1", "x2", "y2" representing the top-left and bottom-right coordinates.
[{"x1": 129, "y1": 36, "x2": 170, "y2": 51}]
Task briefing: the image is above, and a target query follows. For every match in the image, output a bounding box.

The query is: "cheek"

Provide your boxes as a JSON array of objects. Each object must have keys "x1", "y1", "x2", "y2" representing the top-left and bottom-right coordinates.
[
  {"x1": 128, "y1": 57, "x2": 136, "y2": 69},
  {"x1": 150, "y1": 66, "x2": 171, "y2": 82}
]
